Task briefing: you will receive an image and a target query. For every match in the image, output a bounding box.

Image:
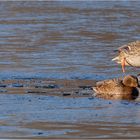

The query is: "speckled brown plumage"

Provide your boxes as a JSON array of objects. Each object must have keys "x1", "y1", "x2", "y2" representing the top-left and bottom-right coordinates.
[
  {"x1": 93, "y1": 75, "x2": 139, "y2": 100},
  {"x1": 112, "y1": 41, "x2": 140, "y2": 72}
]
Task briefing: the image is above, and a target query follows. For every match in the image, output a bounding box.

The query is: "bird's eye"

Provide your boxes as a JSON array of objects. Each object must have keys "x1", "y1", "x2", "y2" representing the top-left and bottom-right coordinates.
[{"x1": 124, "y1": 46, "x2": 129, "y2": 51}]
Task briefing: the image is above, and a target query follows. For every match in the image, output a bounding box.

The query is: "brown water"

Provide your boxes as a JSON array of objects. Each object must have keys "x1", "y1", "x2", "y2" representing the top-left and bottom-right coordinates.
[
  {"x1": 0, "y1": 1, "x2": 140, "y2": 138},
  {"x1": 0, "y1": 1, "x2": 140, "y2": 80}
]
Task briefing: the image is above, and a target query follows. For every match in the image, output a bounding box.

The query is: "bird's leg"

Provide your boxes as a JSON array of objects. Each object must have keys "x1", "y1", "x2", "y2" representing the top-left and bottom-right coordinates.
[{"x1": 121, "y1": 58, "x2": 126, "y2": 73}]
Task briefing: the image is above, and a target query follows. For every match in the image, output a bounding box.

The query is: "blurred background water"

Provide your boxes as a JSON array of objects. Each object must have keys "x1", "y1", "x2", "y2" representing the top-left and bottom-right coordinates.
[
  {"x1": 0, "y1": 1, "x2": 140, "y2": 138},
  {"x1": 0, "y1": 1, "x2": 139, "y2": 80}
]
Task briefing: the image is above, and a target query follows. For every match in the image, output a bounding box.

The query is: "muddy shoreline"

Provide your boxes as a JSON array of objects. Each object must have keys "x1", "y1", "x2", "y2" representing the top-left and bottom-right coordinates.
[
  {"x1": 0, "y1": 1, "x2": 140, "y2": 138},
  {"x1": 0, "y1": 78, "x2": 96, "y2": 97},
  {"x1": 0, "y1": 78, "x2": 140, "y2": 138}
]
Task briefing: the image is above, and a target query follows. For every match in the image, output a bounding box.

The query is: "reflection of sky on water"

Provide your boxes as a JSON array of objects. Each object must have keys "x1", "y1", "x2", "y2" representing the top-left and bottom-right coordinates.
[
  {"x1": 0, "y1": 94, "x2": 140, "y2": 124},
  {"x1": 0, "y1": 94, "x2": 140, "y2": 137},
  {"x1": 0, "y1": 1, "x2": 139, "y2": 80}
]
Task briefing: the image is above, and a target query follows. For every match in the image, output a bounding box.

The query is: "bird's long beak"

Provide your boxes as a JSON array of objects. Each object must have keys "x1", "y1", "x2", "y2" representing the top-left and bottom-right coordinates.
[
  {"x1": 112, "y1": 56, "x2": 121, "y2": 63},
  {"x1": 112, "y1": 56, "x2": 119, "y2": 61}
]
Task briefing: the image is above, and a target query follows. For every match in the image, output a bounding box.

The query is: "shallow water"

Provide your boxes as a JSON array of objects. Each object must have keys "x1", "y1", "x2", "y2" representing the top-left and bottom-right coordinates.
[
  {"x1": 1, "y1": 93, "x2": 140, "y2": 138},
  {"x1": 0, "y1": 1, "x2": 140, "y2": 138},
  {"x1": 0, "y1": 1, "x2": 140, "y2": 80}
]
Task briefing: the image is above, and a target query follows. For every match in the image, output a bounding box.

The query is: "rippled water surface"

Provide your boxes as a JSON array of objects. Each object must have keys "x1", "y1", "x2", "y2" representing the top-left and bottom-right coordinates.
[
  {"x1": 0, "y1": 1, "x2": 140, "y2": 138},
  {"x1": 0, "y1": 1, "x2": 139, "y2": 79}
]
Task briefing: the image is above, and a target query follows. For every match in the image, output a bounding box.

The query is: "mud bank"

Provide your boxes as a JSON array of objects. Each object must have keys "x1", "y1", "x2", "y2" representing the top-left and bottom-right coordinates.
[
  {"x1": 0, "y1": 78, "x2": 95, "y2": 97},
  {"x1": 0, "y1": 79, "x2": 140, "y2": 138}
]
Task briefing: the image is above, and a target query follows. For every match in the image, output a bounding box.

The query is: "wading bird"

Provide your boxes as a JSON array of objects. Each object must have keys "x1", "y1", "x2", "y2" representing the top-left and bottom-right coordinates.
[{"x1": 112, "y1": 40, "x2": 140, "y2": 73}]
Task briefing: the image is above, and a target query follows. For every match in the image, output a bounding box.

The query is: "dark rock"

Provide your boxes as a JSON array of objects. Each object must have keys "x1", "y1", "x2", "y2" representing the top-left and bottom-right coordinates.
[
  {"x1": 79, "y1": 86, "x2": 92, "y2": 90},
  {"x1": 88, "y1": 97, "x2": 94, "y2": 100},
  {"x1": 12, "y1": 83, "x2": 23, "y2": 87},
  {"x1": 63, "y1": 93, "x2": 71, "y2": 96},
  {"x1": 35, "y1": 84, "x2": 59, "y2": 89},
  {"x1": 0, "y1": 85, "x2": 7, "y2": 88},
  {"x1": 38, "y1": 132, "x2": 43, "y2": 135}
]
